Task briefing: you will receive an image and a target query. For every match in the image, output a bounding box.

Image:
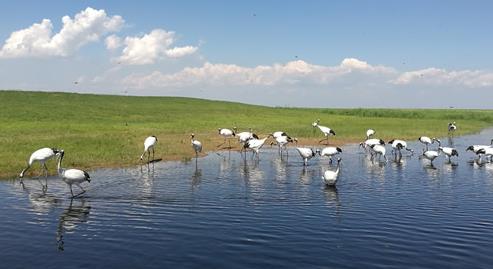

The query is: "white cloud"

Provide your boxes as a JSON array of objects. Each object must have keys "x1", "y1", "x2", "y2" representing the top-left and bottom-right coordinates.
[
  {"x1": 0, "y1": 7, "x2": 123, "y2": 58},
  {"x1": 105, "y1": 34, "x2": 122, "y2": 50},
  {"x1": 165, "y1": 46, "x2": 198, "y2": 58},
  {"x1": 116, "y1": 29, "x2": 197, "y2": 65},
  {"x1": 123, "y1": 58, "x2": 395, "y2": 88},
  {"x1": 392, "y1": 67, "x2": 493, "y2": 87}
]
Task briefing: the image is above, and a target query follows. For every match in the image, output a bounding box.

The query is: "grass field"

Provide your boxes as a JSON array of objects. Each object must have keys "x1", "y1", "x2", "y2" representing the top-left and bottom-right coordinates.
[{"x1": 1, "y1": 90, "x2": 492, "y2": 179}]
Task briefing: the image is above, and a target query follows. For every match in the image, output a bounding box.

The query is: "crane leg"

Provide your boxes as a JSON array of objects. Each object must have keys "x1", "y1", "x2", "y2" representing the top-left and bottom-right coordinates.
[{"x1": 43, "y1": 163, "x2": 49, "y2": 190}]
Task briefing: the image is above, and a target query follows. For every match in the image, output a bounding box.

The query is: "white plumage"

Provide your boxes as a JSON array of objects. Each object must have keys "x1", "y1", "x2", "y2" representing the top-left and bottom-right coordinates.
[
  {"x1": 369, "y1": 144, "x2": 387, "y2": 162},
  {"x1": 448, "y1": 122, "x2": 457, "y2": 133},
  {"x1": 418, "y1": 136, "x2": 435, "y2": 151},
  {"x1": 466, "y1": 145, "x2": 491, "y2": 154},
  {"x1": 366, "y1": 129, "x2": 376, "y2": 139},
  {"x1": 296, "y1": 147, "x2": 317, "y2": 166},
  {"x1": 319, "y1": 147, "x2": 342, "y2": 163},
  {"x1": 271, "y1": 134, "x2": 296, "y2": 155},
  {"x1": 360, "y1": 138, "x2": 385, "y2": 150},
  {"x1": 477, "y1": 147, "x2": 493, "y2": 162},
  {"x1": 422, "y1": 150, "x2": 440, "y2": 164},
  {"x1": 140, "y1": 136, "x2": 157, "y2": 161},
  {"x1": 190, "y1": 134, "x2": 202, "y2": 157},
  {"x1": 57, "y1": 151, "x2": 91, "y2": 197},
  {"x1": 312, "y1": 121, "x2": 336, "y2": 144},
  {"x1": 272, "y1": 131, "x2": 287, "y2": 139},
  {"x1": 237, "y1": 129, "x2": 258, "y2": 144},
  {"x1": 322, "y1": 158, "x2": 342, "y2": 186},
  {"x1": 20, "y1": 147, "x2": 62, "y2": 178},
  {"x1": 439, "y1": 147, "x2": 459, "y2": 162},
  {"x1": 388, "y1": 139, "x2": 414, "y2": 158},
  {"x1": 19, "y1": 147, "x2": 62, "y2": 189},
  {"x1": 244, "y1": 136, "x2": 270, "y2": 159},
  {"x1": 217, "y1": 128, "x2": 236, "y2": 148}
]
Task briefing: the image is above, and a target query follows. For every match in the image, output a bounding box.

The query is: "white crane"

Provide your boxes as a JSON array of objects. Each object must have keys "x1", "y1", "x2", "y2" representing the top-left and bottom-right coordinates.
[
  {"x1": 318, "y1": 146, "x2": 342, "y2": 164},
  {"x1": 366, "y1": 129, "x2": 376, "y2": 139},
  {"x1": 237, "y1": 128, "x2": 258, "y2": 145},
  {"x1": 448, "y1": 122, "x2": 457, "y2": 134},
  {"x1": 190, "y1": 133, "x2": 202, "y2": 157},
  {"x1": 140, "y1": 136, "x2": 157, "y2": 162},
  {"x1": 433, "y1": 138, "x2": 457, "y2": 162},
  {"x1": 466, "y1": 144, "x2": 491, "y2": 162},
  {"x1": 217, "y1": 128, "x2": 236, "y2": 148},
  {"x1": 369, "y1": 144, "x2": 387, "y2": 162},
  {"x1": 477, "y1": 147, "x2": 493, "y2": 163},
  {"x1": 322, "y1": 158, "x2": 342, "y2": 187},
  {"x1": 418, "y1": 136, "x2": 437, "y2": 151},
  {"x1": 359, "y1": 138, "x2": 385, "y2": 151},
  {"x1": 272, "y1": 131, "x2": 287, "y2": 139},
  {"x1": 243, "y1": 136, "x2": 270, "y2": 160},
  {"x1": 438, "y1": 147, "x2": 459, "y2": 162},
  {"x1": 296, "y1": 147, "x2": 318, "y2": 166},
  {"x1": 56, "y1": 151, "x2": 91, "y2": 197},
  {"x1": 19, "y1": 147, "x2": 63, "y2": 189},
  {"x1": 312, "y1": 121, "x2": 336, "y2": 145},
  {"x1": 271, "y1": 134, "x2": 297, "y2": 156},
  {"x1": 388, "y1": 139, "x2": 414, "y2": 158},
  {"x1": 466, "y1": 144, "x2": 491, "y2": 154},
  {"x1": 421, "y1": 150, "x2": 440, "y2": 165}
]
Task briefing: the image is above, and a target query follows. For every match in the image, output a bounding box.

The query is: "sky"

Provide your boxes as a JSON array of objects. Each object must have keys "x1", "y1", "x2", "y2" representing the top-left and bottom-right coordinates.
[{"x1": 0, "y1": 0, "x2": 492, "y2": 108}]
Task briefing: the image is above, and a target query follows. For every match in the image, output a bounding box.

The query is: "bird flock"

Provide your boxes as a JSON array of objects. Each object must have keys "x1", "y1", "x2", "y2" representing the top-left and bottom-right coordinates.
[{"x1": 18, "y1": 120, "x2": 493, "y2": 196}]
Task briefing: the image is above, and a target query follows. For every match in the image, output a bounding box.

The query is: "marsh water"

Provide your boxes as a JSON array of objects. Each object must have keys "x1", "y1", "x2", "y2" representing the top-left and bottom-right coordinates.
[{"x1": 1, "y1": 129, "x2": 493, "y2": 268}]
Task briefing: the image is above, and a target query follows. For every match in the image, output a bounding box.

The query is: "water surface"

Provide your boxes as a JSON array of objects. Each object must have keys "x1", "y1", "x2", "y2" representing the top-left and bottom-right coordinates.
[{"x1": 1, "y1": 129, "x2": 493, "y2": 268}]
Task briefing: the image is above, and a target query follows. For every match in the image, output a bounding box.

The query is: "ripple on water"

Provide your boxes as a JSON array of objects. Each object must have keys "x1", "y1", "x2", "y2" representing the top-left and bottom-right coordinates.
[{"x1": 2, "y1": 129, "x2": 493, "y2": 268}]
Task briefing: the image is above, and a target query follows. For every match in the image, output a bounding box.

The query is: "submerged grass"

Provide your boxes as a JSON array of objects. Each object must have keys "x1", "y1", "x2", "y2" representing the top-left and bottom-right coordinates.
[{"x1": 1, "y1": 90, "x2": 492, "y2": 179}]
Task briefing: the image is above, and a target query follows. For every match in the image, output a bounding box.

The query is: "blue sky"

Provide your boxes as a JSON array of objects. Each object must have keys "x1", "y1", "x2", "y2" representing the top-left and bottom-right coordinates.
[{"x1": 0, "y1": 1, "x2": 492, "y2": 108}]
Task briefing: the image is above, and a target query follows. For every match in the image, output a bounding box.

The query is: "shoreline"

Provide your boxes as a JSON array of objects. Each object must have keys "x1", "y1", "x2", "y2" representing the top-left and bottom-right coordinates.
[{"x1": 4, "y1": 131, "x2": 486, "y2": 181}]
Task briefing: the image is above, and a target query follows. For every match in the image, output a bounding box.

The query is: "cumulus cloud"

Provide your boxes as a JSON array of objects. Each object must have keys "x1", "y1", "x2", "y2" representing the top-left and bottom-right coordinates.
[
  {"x1": 123, "y1": 58, "x2": 395, "y2": 88},
  {"x1": 105, "y1": 34, "x2": 122, "y2": 50},
  {"x1": 392, "y1": 67, "x2": 493, "y2": 87},
  {"x1": 0, "y1": 7, "x2": 123, "y2": 58},
  {"x1": 115, "y1": 29, "x2": 197, "y2": 65}
]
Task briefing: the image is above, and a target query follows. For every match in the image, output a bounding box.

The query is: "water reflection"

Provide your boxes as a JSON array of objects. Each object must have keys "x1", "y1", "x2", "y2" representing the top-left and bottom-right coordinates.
[
  {"x1": 56, "y1": 198, "x2": 91, "y2": 251},
  {"x1": 139, "y1": 162, "x2": 155, "y2": 197},
  {"x1": 323, "y1": 186, "x2": 342, "y2": 221},
  {"x1": 20, "y1": 183, "x2": 61, "y2": 214},
  {"x1": 271, "y1": 157, "x2": 288, "y2": 182},
  {"x1": 191, "y1": 159, "x2": 202, "y2": 189}
]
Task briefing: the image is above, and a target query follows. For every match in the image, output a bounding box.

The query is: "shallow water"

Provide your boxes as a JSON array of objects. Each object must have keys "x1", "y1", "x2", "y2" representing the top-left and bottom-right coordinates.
[{"x1": 1, "y1": 129, "x2": 493, "y2": 268}]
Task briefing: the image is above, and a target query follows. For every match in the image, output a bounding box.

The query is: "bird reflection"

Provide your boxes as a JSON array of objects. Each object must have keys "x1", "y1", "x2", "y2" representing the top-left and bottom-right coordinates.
[
  {"x1": 442, "y1": 161, "x2": 459, "y2": 175},
  {"x1": 191, "y1": 159, "x2": 202, "y2": 189},
  {"x1": 21, "y1": 183, "x2": 61, "y2": 214},
  {"x1": 423, "y1": 164, "x2": 440, "y2": 179},
  {"x1": 139, "y1": 162, "x2": 155, "y2": 196},
  {"x1": 447, "y1": 136, "x2": 454, "y2": 147},
  {"x1": 56, "y1": 198, "x2": 91, "y2": 251},
  {"x1": 271, "y1": 157, "x2": 288, "y2": 182},
  {"x1": 323, "y1": 186, "x2": 342, "y2": 221},
  {"x1": 240, "y1": 158, "x2": 264, "y2": 186},
  {"x1": 299, "y1": 166, "x2": 312, "y2": 184}
]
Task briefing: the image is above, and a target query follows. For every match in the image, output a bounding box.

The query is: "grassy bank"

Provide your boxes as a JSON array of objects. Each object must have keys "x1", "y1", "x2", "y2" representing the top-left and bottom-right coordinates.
[{"x1": 1, "y1": 90, "x2": 492, "y2": 179}]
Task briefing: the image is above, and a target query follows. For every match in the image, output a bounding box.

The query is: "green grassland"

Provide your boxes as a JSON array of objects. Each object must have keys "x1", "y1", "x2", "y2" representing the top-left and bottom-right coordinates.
[{"x1": 1, "y1": 90, "x2": 492, "y2": 179}]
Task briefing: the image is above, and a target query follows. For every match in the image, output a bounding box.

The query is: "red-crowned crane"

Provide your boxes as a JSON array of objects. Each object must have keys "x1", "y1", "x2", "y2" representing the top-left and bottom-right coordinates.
[
  {"x1": 56, "y1": 150, "x2": 91, "y2": 197},
  {"x1": 322, "y1": 158, "x2": 342, "y2": 187}
]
